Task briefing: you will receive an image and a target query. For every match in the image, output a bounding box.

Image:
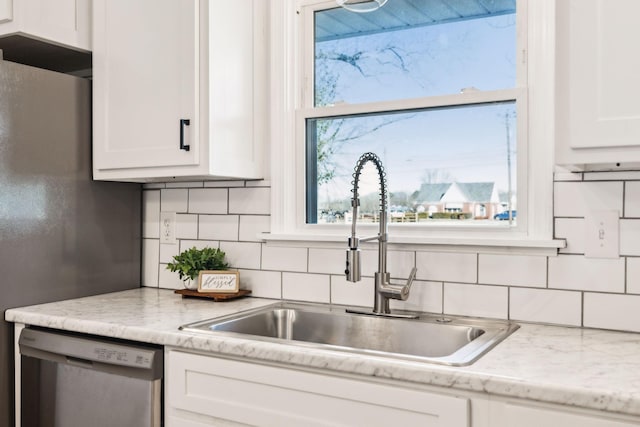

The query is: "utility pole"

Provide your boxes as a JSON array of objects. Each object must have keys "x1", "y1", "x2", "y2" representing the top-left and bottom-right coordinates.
[{"x1": 505, "y1": 112, "x2": 513, "y2": 223}]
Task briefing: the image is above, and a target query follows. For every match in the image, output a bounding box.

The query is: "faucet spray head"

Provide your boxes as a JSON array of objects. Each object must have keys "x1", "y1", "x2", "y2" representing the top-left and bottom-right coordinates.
[{"x1": 345, "y1": 248, "x2": 361, "y2": 282}]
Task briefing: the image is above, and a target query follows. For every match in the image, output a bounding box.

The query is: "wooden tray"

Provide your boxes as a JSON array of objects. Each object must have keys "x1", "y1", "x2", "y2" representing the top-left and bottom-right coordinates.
[{"x1": 174, "y1": 289, "x2": 252, "y2": 301}]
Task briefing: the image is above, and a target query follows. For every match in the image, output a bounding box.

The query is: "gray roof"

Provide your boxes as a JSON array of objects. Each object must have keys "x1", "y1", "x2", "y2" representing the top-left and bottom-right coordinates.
[
  {"x1": 457, "y1": 182, "x2": 495, "y2": 202},
  {"x1": 316, "y1": 0, "x2": 516, "y2": 42},
  {"x1": 416, "y1": 182, "x2": 496, "y2": 203},
  {"x1": 415, "y1": 183, "x2": 452, "y2": 203}
]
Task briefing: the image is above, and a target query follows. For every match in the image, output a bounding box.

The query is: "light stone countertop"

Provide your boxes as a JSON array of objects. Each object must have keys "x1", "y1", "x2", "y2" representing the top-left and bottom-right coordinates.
[{"x1": 6, "y1": 287, "x2": 640, "y2": 418}]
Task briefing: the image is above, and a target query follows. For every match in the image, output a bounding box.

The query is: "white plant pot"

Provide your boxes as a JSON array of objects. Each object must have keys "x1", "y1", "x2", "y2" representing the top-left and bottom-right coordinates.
[{"x1": 183, "y1": 278, "x2": 198, "y2": 290}]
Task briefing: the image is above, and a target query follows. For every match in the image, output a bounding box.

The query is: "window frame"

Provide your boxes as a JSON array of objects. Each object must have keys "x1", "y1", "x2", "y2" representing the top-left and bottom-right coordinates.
[{"x1": 267, "y1": 0, "x2": 562, "y2": 253}]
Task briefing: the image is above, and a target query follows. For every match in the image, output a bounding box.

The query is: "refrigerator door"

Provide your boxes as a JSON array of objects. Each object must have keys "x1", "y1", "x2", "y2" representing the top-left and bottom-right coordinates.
[{"x1": 0, "y1": 59, "x2": 141, "y2": 426}]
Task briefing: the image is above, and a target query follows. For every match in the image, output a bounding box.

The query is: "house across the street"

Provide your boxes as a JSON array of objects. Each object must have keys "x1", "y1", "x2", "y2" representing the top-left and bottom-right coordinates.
[{"x1": 414, "y1": 182, "x2": 506, "y2": 219}]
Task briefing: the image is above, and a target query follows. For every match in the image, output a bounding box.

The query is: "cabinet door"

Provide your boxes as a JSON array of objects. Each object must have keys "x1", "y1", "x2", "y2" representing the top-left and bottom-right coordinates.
[
  {"x1": 557, "y1": 0, "x2": 640, "y2": 152},
  {"x1": 23, "y1": 0, "x2": 90, "y2": 50},
  {"x1": 93, "y1": 0, "x2": 199, "y2": 171},
  {"x1": 166, "y1": 350, "x2": 470, "y2": 427},
  {"x1": 0, "y1": 0, "x2": 90, "y2": 49},
  {"x1": 490, "y1": 401, "x2": 640, "y2": 427},
  {"x1": 0, "y1": 0, "x2": 11, "y2": 24}
]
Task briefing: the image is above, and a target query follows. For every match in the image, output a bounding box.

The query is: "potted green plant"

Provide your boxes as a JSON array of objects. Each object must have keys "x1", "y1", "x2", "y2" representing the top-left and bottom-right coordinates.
[{"x1": 167, "y1": 246, "x2": 229, "y2": 290}]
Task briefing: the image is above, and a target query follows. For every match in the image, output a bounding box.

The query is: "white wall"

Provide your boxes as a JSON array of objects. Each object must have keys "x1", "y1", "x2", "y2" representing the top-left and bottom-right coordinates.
[{"x1": 142, "y1": 171, "x2": 640, "y2": 333}]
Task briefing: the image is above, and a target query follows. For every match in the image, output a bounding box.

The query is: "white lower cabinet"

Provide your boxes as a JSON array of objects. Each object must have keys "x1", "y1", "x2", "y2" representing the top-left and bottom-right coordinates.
[
  {"x1": 165, "y1": 349, "x2": 470, "y2": 427},
  {"x1": 165, "y1": 349, "x2": 640, "y2": 427},
  {"x1": 486, "y1": 399, "x2": 640, "y2": 427}
]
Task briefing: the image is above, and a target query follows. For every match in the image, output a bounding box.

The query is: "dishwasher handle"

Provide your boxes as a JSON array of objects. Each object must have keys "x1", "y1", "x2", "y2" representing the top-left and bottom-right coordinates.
[{"x1": 66, "y1": 355, "x2": 95, "y2": 369}]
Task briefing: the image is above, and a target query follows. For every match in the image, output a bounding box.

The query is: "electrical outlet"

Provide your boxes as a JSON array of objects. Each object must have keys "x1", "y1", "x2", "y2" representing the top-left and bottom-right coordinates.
[
  {"x1": 585, "y1": 210, "x2": 619, "y2": 258},
  {"x1": 160, "y1": 212, "x2": 177, "y2": 244}
]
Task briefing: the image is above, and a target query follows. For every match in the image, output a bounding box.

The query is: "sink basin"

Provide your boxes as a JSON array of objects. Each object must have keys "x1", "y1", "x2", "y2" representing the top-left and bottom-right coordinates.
[{"x1": 179, "y1": 302, "x2": 519, "y2": 366}]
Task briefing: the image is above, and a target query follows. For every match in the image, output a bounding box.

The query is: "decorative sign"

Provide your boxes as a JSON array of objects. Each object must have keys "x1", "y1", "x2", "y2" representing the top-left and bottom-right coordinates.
[{"x1": 198, "y1": 270, "x2": 239, "y2": 294}]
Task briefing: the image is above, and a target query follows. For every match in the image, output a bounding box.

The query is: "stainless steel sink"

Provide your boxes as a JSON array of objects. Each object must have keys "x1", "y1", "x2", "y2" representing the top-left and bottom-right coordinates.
[{"x1": 179, "y1": 302, "x2": 519, "y2": 366}]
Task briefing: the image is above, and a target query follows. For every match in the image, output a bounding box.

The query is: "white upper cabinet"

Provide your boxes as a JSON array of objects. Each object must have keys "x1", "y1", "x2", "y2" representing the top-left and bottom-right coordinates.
[
  {"x1": 556, "y1": 0, "x2": 640, "y2": 170},
  {"x1": 92, "y1": 0, "x2": 199, "y2": 172},
  {"x1": 0, "y1": 0, "x2": 91, "y2": 50},
  {"x1": 92, "y1": 0, "x2": 266, "y2": 181}
]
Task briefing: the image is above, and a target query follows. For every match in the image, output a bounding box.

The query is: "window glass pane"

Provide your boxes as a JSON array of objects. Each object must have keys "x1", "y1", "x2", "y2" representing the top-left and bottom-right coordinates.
[
  {"x1": 306, "y1": 102, "x2": 517, "y2": 224},
  {"x1": 314, "y1": 1, "x2": 516, "y2": 106}
]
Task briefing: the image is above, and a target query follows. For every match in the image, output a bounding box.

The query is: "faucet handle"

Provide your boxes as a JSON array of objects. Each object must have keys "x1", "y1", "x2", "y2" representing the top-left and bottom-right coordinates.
[
  {"x1": 400, "y1": 267, "x2": 417, "y2": 300},
  {"x1": 381, "y1": 267, "x2": 417, "y2": 301}
]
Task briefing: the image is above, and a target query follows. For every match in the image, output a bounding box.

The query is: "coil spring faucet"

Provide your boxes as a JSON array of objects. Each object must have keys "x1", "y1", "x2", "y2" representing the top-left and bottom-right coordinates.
[{"x1": 345, "y1": 152, "x2": 418, "y2": 318}]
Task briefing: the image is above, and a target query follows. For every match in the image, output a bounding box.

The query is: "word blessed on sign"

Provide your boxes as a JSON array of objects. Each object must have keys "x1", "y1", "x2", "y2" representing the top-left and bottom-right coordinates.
[{"x1": 197, "y1": 270, "x2": 239, "y2": 294}]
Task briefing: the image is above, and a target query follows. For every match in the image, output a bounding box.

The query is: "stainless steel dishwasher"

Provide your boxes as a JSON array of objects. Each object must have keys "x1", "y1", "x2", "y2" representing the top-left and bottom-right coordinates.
[{"x1": 19, "y1": 328, "x2": 163, "y2": 427}]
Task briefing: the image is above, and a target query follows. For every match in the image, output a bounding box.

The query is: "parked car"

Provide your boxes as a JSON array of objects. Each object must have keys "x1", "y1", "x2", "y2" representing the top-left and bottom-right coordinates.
[
  {"x1": 389, "y1": 206, "x2": 408, "y2": 218},
  {"x1": 494, "y1": 210, "x2": 517, "y2": 220}
]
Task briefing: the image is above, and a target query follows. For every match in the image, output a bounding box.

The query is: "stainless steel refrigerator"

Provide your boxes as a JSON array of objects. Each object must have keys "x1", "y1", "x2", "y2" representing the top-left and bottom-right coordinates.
[{"x1": 0, "y1": 58, "x2": 141, "y2": 427}]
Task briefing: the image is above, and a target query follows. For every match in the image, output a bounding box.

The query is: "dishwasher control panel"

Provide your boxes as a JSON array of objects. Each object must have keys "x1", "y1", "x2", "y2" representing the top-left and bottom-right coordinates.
[
  {"x1": 93, "y1": 345, "x2": 153, "y2": 367},
  {"x1": 19, "y1": 328, "x2": 161, "y2": 372}
]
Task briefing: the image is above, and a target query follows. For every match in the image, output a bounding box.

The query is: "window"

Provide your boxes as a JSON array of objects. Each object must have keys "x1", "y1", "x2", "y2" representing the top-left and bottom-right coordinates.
[
  {"x1": 305, "y1": 102, "x2": 517, "y2": 226},
  {"x1": 268, "y1": 0, "x2": 558, "y2": 249}
]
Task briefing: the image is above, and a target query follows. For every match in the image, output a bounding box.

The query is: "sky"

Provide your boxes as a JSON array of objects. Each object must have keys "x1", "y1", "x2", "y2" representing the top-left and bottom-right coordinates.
[{"x1": 313, "y1": 8, "x2": 518, "y2": 204}]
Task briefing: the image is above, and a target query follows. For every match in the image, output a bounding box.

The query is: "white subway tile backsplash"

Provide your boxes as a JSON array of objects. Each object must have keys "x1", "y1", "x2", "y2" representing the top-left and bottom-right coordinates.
[
  {"x1": 204, "y1": 181, "x2": 246, "y2": 188},
  {"x1": 443, "y1": 283, "x2": 508, "y2": 319},
  {"x1": 510, "y1": 288, "x2": 581, "y2": 326},
  {"x1": 142, "y1": 239, "x2": 159, "y2": 287},
  {"x1": 159, "y1": 243, "x2": 180, "y2": 264},
  {"x1": 238, "y1": 269, "x2": 282, "y2": 299},
  {"x1": 219, "y1": 241, "x2": 262, "y2": 270},
  {"x1": 188, "y1": 188, "x2": 228, "y2": 214},
  {"x1": 416, "y1": 252, "x2": 477, "y2": 283},
  {"x1": 584, "y1": 171, "x2": 640, "y2": 181},
  {"x1": 140, "y1": 175, "x2": 640, "y2": 333},
  {"x1": 179, "y1": 240, "x2": 219, "y2": 251},
  {"x1": 142, "y1": 190, "x2": 160, "y2": 238},
  {"x1": 548, "y1": 255, "x2": 625, "y2": 292},
  {"x1": 283, "y1": 272, "x2": 330, "y2": 303},
  {"x1": 330, "y1": 275, "x2": 373, "y2": 308},
  {"x1": 355, "y1": 248, "x2": 376, "y2": 276},
  {"x1": 158, "y1": 265, "x2": 185, "y2": 290},
  {"x1": 165, "y1": 181, "x2": 204, "y2": 188},
  {"x1": 143, "y1": 183, "x2": 166, "y2": 189},
  {"x1": 390, "y1": 280, "x2": 443, "y2": 314},
  {"x1": 554, "y1": 181, "x2": 623, "y2": 217},
  {"x1": 478, "y1": 254, "x2": 546, "y2": 287},
  {"x1": 199, "y1": 215, "x2": 239, "y2": 241},
  {"x1": 555, "y1": 218, "x2": 585, "y2": 254},
  {"x1": 627, "y1": 257, "x2": 640, "y2": 294},
  {"x1": 620, "y1": 220, "x2": 640, "y2": 256},
  {"x1": 361, "y1": 249, "x2": 415, "y2": 279},
  {"x1": 229, "y1": 187, "x2": 270, "y2": 215},
  {"x1": 161, "y1": 188, "x2": 189, "y2": 212},
  {"x1": 175, "y1": 214, "x2": 198, "y2": 239},
  {"x1": 330, "y1": 277, "x2": 443, "y2": 314},
  {"x1": 625, "y1": 182, "x2": 640, "y2": 218},
  {"x1": 262, "y1": 245, "x2": 308, "y2": 272},
  {"x1": 584, "y1": 293, "x2": 640, "y2": 332},
  {"x1": 553, "y1": 168, "x2": 582, "y2": 181},
  {"x1": 246, "y1": 180, "x2": 271, "y2": 187},
  {"x1": 309, "y1": 248, "x2": 347, "y2": 275},
  {"x1": 238, "y1": 216, "x2": 270, "y2": 241}
]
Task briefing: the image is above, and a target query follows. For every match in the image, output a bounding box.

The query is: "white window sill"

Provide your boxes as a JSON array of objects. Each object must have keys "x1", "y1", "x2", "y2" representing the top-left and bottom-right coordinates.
[{"x1": 258, "y1": 232, "x2": 566, "y2": 256}]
